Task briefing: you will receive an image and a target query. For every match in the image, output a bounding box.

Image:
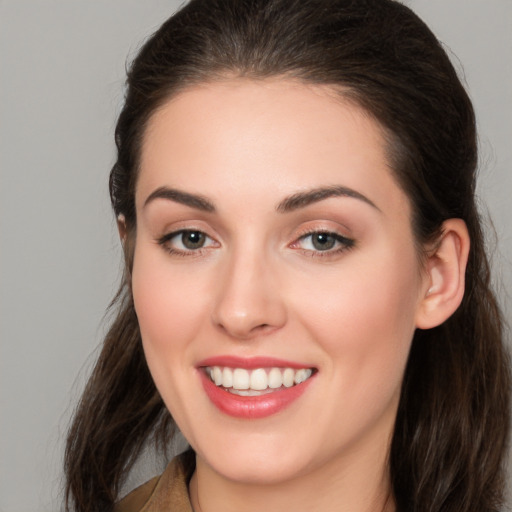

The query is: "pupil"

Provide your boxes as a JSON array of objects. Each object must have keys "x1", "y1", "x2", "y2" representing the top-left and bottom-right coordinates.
[
  {"x1": 312, "y1": 233, "x2": 335, "y2": 251},
  {"x1": 182, "y1": 231, "x2": 205, "y2": 249}
]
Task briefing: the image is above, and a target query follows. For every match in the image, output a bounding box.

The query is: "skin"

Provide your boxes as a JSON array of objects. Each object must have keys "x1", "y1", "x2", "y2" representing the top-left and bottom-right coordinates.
[{"x1": 129, "y1": 79, "x2": 468, "y2": 512}]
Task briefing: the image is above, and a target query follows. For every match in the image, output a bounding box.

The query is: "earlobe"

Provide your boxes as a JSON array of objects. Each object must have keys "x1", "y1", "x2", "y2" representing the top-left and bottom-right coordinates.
[
  {"x1": 415, "y1": 219, "x2": 470, "y2": 329},
  {"x1": 116, "y1": 213, "x2": 134, "y2": 283},
  {"x1": 117, "y1": 214, "x2": 127, "y2": 243}
]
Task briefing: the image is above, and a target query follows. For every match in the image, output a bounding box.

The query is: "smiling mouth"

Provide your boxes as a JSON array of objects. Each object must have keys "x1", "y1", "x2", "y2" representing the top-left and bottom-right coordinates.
[{"x1": 205, "y1": 366, "x2": 315, "y2": 396}]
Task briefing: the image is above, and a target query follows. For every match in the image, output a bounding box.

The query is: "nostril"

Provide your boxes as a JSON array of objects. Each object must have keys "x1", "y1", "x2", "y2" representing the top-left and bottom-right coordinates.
[
  {"x1": 215, "y1": 320, "x2": 275, "y2": 340},
  {"x1": 211, "y1": 274, "x2": 287, "y2": 338}
]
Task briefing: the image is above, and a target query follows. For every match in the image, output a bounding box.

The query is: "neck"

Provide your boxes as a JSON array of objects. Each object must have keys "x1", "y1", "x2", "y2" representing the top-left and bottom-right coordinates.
[{"x1": 189, "y1": 445, "x2": 395, "y2": 512}]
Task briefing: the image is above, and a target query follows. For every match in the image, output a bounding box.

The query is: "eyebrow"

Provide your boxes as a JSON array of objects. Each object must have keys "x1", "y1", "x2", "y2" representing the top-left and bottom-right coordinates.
[
  {"x1": 276, "y1": 185, "x2": 380, "y2": 213},
  {"x1": 143, "y1": 184, "x2": 379, "y2": 214},
  {"x1": 144, "y1": 186, "x2": 215, "y2": 212}
]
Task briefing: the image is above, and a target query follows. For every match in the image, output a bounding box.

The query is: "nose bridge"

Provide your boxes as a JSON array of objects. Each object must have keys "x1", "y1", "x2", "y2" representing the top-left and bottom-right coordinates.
[{"x1": 211, "y1": 241, "x2": 286, "y2": 339}]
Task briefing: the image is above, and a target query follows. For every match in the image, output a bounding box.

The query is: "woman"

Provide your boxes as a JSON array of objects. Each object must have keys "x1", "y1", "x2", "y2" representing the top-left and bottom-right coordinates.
[{"x1": 64, "y1": 1, "x2": 511, "y2": 511}]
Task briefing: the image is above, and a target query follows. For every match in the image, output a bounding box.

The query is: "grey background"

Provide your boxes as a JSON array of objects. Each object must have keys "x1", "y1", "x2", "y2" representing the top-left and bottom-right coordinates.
[{"x1": 0, "y1": 1, "x2": 510, "y2": 510}]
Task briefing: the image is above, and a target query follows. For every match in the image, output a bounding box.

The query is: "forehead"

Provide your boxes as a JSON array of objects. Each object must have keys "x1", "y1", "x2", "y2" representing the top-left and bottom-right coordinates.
[{"x1": 137, "y1": 78, "x2": 409, "y2": 217}]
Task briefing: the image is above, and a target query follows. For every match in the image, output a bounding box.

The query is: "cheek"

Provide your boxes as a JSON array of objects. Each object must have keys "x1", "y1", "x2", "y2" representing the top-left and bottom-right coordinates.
[
  {"x1": 131, "y1": 245, "x2": 210, "y2": 370},
  {"x1": 130, "y1": 245, "x2": 216, "y2": 431},
  {"x1": 133, "y1": 269, "x2": 190, "y2": 345},
  {"x1": 292, "y1": 249, "x2": 420, "y2": 390}
]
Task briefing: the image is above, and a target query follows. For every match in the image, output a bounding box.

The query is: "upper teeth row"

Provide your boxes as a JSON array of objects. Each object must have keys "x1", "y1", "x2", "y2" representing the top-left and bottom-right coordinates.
[{"x1": 206, "y1": 366, "x2": 313, "y2": 391}]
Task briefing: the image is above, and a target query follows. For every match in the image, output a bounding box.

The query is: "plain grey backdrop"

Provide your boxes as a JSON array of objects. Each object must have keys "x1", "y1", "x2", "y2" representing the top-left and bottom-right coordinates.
[{"x1": 0, "y1": 1, "x2": 511, "y2": 510}]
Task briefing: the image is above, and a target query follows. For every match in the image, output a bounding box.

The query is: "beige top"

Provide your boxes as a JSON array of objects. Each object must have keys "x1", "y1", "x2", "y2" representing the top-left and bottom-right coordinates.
[{"x1": 114, "y1": 455, "x2": 194, "y2": 512}]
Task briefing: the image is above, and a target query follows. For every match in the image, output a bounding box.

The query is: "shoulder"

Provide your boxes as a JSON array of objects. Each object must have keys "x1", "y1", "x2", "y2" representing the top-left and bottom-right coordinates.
[{"x1": 114, "y1": 453, "x2": 194, "y2": 512}]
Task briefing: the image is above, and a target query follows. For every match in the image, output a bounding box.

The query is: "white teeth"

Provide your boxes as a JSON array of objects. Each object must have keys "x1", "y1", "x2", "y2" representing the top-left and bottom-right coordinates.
[
  {"x1": 206, "y1": 365, "x2": 313, "y2": 391},
  {"x1": 250, "y1": 368, "x2": 268, "y2": 390},
  {"x1": 294, "y1": 368, "x2": 312, "y2": 384},
  {"x1": 222, "y1": 367, "x2": 233, "y2": 388},
  {"x1": 233, "y1": 368, "x2": 250, "y2": 390},
  {"x1": 283, "y1": 368, "x2": 295, "y2": 388},
  {"x1": 268, "y1": 367, "x2": 283, "y2": 389},
  {"x1": 230, "y1": 388, "x2": 272, "y2": 396},
  {"x1": 213, "y1": 366, "x2": 223, "y2": 386}
]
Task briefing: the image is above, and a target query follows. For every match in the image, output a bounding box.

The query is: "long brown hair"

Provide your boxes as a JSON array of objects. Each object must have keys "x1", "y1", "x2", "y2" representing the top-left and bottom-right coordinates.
[{"x1": 64, "y1": 1, "x2": 511, "y2": 510}]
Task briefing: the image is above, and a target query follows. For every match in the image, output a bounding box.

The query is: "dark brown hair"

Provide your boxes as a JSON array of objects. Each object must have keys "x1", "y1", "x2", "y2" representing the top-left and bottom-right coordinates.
[{"x1": 64, "y1": 1, "x2": 511, "y2": 511}]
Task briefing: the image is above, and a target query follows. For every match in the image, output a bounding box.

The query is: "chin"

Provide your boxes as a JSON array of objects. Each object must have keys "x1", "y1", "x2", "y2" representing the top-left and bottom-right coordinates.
[
  {"x1": 210, "y1": 453, "x2": 311, "y2": 485},
  {"x1": 193, "y1": 431, "x2": 320, "y2": 486}
]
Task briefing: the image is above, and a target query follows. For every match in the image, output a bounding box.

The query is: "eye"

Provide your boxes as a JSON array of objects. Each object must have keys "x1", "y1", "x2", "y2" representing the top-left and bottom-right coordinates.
[
  {"x1": 158, "y1": 229, "x2": 218, "y2": 255},
  {"x1": 294, "y1": 231, "x2": 355, "y2": 255},
  {"x1": 176, "y1": 231, "x2": 207, "y2": 250}
]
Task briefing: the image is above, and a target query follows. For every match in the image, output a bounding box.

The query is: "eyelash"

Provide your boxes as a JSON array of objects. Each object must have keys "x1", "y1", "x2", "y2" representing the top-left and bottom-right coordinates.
[
  {"x1": 156, "y1": 229, "x2": 355, "y2": 258},
  {"x1": 157, "y1": 229, "x2": 218, "y2": 257},
  {"x1": 292, "y1": 230, "x2": 355, "y2": 258}
]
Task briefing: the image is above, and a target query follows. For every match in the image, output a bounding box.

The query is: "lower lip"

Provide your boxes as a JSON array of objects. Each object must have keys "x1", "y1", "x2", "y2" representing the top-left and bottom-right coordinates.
[{"x1": 199, "y1": 371, "x2": 315, "y2": 419}]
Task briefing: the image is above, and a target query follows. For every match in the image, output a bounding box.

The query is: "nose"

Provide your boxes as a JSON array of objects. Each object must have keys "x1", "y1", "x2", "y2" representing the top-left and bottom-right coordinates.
[{"x1": 211, "y1": 249, "x2": 287, "y2": 340}]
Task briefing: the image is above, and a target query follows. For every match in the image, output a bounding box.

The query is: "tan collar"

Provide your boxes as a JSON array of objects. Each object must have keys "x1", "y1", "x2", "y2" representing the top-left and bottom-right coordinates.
[{"x1": 114, "y1": 454, "x2": 194, "y2": 512}]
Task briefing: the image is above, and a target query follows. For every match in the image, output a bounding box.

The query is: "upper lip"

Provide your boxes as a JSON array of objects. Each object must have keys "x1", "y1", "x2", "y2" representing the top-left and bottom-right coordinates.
[{"x1": 197, "y1": 355, "x2": 315, "y2": 370}]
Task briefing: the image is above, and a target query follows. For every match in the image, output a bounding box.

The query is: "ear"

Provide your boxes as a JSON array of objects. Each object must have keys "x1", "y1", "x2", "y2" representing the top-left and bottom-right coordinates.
[
  {"x1": 117, "y1": 214, "x2": 127, "y2": 243},
  {"x1": 415, "y1": 219, "x2": 470, "y2": 329},
  {"x1": 117, "y1": 214, "x2": 133, "y2": 283}
]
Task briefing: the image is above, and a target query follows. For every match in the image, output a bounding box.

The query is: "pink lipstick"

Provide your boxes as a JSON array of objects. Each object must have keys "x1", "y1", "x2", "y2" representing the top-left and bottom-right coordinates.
[{"x1": 197, "y1": 356, "x2": 316, "y2": 419}]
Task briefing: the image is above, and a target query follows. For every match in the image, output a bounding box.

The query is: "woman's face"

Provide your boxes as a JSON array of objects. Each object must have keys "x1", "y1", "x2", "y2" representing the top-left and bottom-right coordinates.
[{"x1": 132, "y1": 79, "x2": 429, "y2": 484}]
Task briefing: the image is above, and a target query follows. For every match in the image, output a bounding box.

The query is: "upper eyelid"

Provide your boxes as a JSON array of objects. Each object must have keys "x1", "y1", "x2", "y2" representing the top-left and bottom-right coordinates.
[
  {"x1": 158, "y1": 227, "x2": 350, "y2": 240},
  {"x1": 159, "y1": 228, "x2": 216, "y2": 243},
  {"x1": 296, "y1": 228, "x2": 350, "y2": 238},
  {"x1": 155, "y1": 223, "x2": 354, "y2": 247},
  {"x1": 157, "y1": 229, "x2": 219, "y2": 257},
  {"x1": 158, "y1": 224, "x2": 216, "y2": 239},
  {"x1": 293, "y1": 230, "x2": 354, "y2": 245},
  {"x1": 291, "y1": 232, "x2": 356, "y2": 258},
  {"x1": 292, "y1": 224, "x2": 353, "y2": 241}
]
